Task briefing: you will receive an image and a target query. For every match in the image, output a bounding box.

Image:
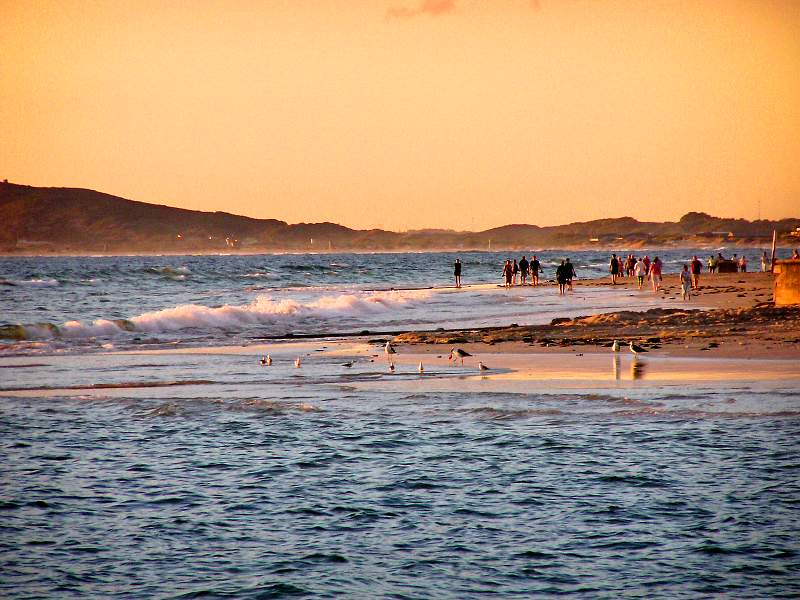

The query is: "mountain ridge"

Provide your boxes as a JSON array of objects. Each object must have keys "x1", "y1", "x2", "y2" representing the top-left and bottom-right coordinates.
[{"x1": 2, "y1": 181, "x2": 797, "y2": 253}]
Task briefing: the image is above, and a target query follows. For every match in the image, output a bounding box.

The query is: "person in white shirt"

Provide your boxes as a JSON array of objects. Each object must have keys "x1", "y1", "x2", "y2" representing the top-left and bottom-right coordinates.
[{"x1": 633, "y1": 258, "x2": 646, "y2": 290}]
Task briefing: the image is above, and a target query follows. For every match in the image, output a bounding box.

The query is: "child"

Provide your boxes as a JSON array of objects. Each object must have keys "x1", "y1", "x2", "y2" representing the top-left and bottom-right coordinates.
[{"x1": 680, "y1": 264, "x2": 692, "y2": 301}]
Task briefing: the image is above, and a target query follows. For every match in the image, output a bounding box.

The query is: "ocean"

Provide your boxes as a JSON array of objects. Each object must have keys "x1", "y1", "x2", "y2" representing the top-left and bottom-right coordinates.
[{"x1": 1, "y1": 249, "x2": 798, "y2": 599}]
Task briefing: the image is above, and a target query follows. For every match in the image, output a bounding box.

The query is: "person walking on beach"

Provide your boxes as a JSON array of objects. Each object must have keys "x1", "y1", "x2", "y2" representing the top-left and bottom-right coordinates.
[
  {"x1": 609, "y1": 253, "x2": 620, "y2": 285},
  {"x1": 708, "y1": 255, "x2": 717, "y2": 274},
  {"x1": 643, "y1": 255, "x2": 651, "y2": 276},
  {"x1": 519, "y1": 255, "x2": 529, "y2": 285},
  {"x1": 556, "y1": 259, "x2": 568, "y2": 295},
  {"x1": 453, "y1": 258, "x2": 462, "y2": 288},
  {"x1": 512, "y1": 259, "x2": 519, "y2": 285},
  {"x1": 761, "y1": 252, "x2": 769, "y2": 272},
  {"x1": 634, "y1": 257, "x2": 646, "y2": 290},
  {"x1": 530, "y1": 255, "x2": 541, "y2": 286},
  {"x1": 650, "y1": 256, "x2": 663, "y2": 292},
  {"x1": 739, "y1": 255, "x2": 747, "y2": 272},
  {"x1": 690, "y1": 255, "x2": 702, "y2": 290},
  {"x1": 502, "y1": 260, "x2": 513, "y2": 288},
  {"x1": 565, "y1": 258, "x2": 576, "y2": 292},
  {"x1": 792, "y1": 249, "x2": 800, "y2": 260},
  {"x1": 680, "y1": 265, "x2": 692, "y2": 301}
]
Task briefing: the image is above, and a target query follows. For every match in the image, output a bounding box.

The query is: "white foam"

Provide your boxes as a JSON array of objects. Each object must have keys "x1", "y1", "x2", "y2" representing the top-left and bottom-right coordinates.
[
  {"x1": 22, "y1": 289, "x2": 434, "y2": 339},
  {"x1": 11, "y1": 278, "x2": 59, "y2": 287}
]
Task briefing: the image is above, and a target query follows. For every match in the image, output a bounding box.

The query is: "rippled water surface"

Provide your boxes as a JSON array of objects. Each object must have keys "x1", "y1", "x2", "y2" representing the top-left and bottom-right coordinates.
[{"x1": 2, "y1": 346, "x2": 799, "y2": 599}]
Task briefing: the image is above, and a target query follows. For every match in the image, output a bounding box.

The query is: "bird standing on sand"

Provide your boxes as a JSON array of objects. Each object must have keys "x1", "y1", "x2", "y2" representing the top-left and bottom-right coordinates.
[
  {"x1": 342, "y1": 361, "x2": 354, "y2": 368},
  {"x1": 260, "y1": 355, "x2": 267, "y2": 365},
  {"x1": 294, "y1": 357, "x2": 302, "y2": 368},
  {"x1": 478, "y1": 362, "x2": 490, "y2": 371},
  {"x1": 266, "y1": 354, "x2": 272, "y2": 366},
  {"x1": 449, "y1": 348, "x2": 472, "y2": 365},
  {"x1": 418, "y1": 362, "x2": 424, "y2": 373},
  {"x1": 385, "y1": 341, "x2": 397, "y2": 361},
  {"x1": 629, "y1": 341, "x2": 648, "y2": 355},
  {"x1": 612, "y1": 340, "x2": 620, "y2": 352}
]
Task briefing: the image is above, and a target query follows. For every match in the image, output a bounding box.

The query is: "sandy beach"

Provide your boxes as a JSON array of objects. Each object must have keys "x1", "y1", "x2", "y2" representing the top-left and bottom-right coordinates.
[{"x1": 392, "y1": 271, "x2": 800, "y2": 360}]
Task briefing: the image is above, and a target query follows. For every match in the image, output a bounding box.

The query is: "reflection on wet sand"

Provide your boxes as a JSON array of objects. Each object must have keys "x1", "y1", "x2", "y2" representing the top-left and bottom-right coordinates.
[
  {"x1": 631, "y1": 357, "x2": 647, "y2": 380},
  {"x1": 613, "y1": 355, "x2": 621, "y2": 380}
]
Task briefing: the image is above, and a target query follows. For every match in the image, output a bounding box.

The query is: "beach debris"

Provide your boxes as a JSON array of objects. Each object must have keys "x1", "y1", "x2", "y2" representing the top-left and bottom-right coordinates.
[
  {"x1": 449, "y1": 347, "x2": 472, "y2": 365},
  {"x1": 294, "y1": 357, "x2": 302, "y2": 368},
  {"x1": 342, "y1": 361, "x2": 354, "y2": 368}
]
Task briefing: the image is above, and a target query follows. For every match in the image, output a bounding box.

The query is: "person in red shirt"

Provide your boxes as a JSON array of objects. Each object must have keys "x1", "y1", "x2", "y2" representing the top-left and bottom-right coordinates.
[{"x1": 690, "y1": 255, "x2": 703, "y2": 290}]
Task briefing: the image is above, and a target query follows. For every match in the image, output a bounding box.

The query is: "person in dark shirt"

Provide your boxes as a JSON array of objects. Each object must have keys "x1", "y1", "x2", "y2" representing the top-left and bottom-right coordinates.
[
  {"x1": 519, "y1": 256, "x2": 529, "y2": 285},
  {"x1": 609, "y1": 254, "x2": 620, "y2": 285},
  {"x1": 453, "y1": 258, "x2": 462, "y2": 288},
  {"x1": 530, "y1": 255, "x2": 541, "y2": 286},
  {"x1": 556, "y1": 259, "x2": 568, "y2": 295},
  {"x1": 566, "y1": 258, "x2": 576, "y2": 291},
  {"x1": 512, "y1": 259, "x2": 519, "y2": 285}
]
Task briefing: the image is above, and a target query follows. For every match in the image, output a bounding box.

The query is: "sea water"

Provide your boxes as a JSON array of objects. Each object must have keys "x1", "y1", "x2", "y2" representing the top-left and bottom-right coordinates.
[{"x1": 1, "y1": 250, "x2": 798, "y2": 598}]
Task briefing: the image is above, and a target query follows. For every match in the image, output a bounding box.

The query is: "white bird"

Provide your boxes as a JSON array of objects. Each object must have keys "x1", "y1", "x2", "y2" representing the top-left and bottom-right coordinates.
[
  {"x1": 478, "y1": 361, "x2": 490, "y2": 371},
  {"x1": 449, "y1": 347, "x2": 472, "y2": 365},
  {"x1": 389, "y1": 362, "x2": 395, "y2": 372},
  {"x1": 418, "y1": 361, "x2": 424, "y2": 373},
  {"x1": 612, "y1": 340, "x2": 620, "y2": 352},
  {"x1": 294, "y1": 357, "x2": 302, "y2": 368},
  {"x1": 266, "y1": 354, "x2": 272, "y2": 366},
  {"x1": 629, "y1": 341, "x2": 648, "y2": 355},
  {"x1": 259, "y1": 355, "x2": 267, "y2": 365},
  {"x1": 385, "y1": 341, "x2": 397, "y2": 360}
]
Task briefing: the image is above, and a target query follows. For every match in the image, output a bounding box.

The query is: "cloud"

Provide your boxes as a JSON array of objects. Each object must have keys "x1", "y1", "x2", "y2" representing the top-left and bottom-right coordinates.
[{"x1": 387, "y1": 0, "x2": 458, "y2": 19}]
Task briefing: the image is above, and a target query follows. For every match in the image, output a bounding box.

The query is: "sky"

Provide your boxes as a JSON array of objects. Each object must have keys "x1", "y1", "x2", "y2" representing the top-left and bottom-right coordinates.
[{"x1": 1, "y1": 0, "x2": 799, "y2": 231}]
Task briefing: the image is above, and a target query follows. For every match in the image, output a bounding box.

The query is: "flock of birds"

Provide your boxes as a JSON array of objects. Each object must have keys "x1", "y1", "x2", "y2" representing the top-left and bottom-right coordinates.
[
  {"x1": 258, "y1": 341, "x2": 491, "y2": 374},
  {"x1": 258, "y1": 339, "x2": 648, "y2": 373}
]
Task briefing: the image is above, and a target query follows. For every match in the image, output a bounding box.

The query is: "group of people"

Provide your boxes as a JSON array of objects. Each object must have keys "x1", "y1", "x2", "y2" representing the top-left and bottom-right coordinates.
[
  {"x1": 499, "y1": 256, "x2": 545, "y2": 287},
  {"x1": 453, "y1": 248, "x2": 798, "y2": 295},
  {"x1": 608, "y1": 254, "x2": 664, "y2": 292},
  {"x1": 707, "y1": 252, "x2": 751, "y2": 273}
]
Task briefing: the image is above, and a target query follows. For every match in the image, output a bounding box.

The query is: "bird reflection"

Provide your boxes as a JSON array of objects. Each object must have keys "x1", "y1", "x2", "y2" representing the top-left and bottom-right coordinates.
[
  {"x1": 613, "y1": 355, "x2": 621, "y2": 380},
  {"x1": 631, "y1": 357, "x2": 647, "y2": 380}
]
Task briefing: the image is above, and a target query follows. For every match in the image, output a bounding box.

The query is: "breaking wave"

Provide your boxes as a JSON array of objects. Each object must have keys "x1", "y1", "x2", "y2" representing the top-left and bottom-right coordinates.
[{"x1": 1, "y1": 289, "x2": 433, "y2": 341}]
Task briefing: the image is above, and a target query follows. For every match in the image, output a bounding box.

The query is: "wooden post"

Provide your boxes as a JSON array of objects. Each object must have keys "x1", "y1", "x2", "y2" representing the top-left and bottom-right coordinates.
[{"x1": 770, "y1": 230, "x2": 777, "y2": 273}]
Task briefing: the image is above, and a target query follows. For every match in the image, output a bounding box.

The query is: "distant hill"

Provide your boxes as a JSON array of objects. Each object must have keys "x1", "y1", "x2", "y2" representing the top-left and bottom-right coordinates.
[{"x1": 1, "y1": 181, "x2": 798, "y2": 253}]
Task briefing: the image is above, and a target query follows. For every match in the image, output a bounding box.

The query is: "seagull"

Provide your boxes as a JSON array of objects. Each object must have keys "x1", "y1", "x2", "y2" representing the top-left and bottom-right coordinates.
[
  {"x1": 266, "y1": 354, "x2": 272, "y2": 366},
  {"x1": 418, "y1": 361, "x2": 424, "y2": 373},
  {"x1": 629, "y1": 341, "x2": 648, "y2": 355},
  {"x1": 478, "y1": 362, "x2": 490, "y2": 371},
  {"x1": 389, "y1": 362, "x2": 395, "y2": 372},
  {"x1": 612, "y1": 340, "x2": 620, "y2": 352},
  {"x1": 294, "y1": 357, "x2": 302, "y2": 368},
  {"x1": 259, "y1": 355, "x2": 267, "y2": 365},
  {"x1": 449, "y1": 348, "x2": 472, "y2": 365},
  {"x1": 385, "y1": 341, "x2": 397, "y2": 361}
]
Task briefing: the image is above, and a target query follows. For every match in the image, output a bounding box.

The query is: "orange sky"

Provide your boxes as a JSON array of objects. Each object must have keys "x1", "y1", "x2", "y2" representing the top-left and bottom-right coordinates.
[{"x1": 2, "y1": 0, "x2": 798, "y2": 230}]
